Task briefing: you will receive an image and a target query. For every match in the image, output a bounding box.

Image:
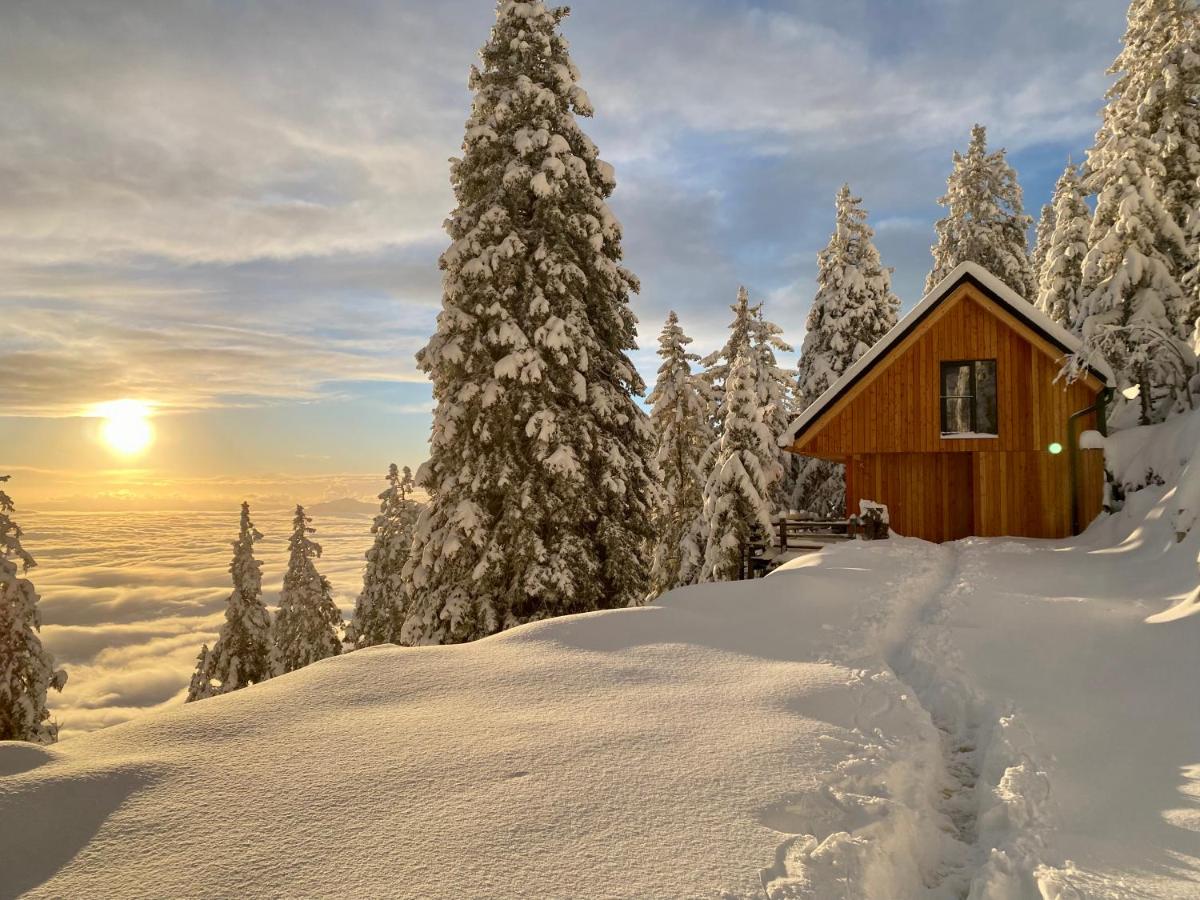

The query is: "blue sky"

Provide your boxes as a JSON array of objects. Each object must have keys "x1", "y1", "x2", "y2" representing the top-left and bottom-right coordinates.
[{"x1": 0, "y1": 0, "x2": 1131, "y2": 508}]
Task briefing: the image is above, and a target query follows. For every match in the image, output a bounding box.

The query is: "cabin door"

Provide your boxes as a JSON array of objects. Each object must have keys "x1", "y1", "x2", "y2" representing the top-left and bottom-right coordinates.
[{"x1": 943, "y1": 453, "x2": 974, "y2": 540}]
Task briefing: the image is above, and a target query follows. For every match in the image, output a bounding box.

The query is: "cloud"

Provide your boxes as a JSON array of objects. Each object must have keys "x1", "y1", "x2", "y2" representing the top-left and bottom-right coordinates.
[
  {"x1": 0, "y1": 0, "x2": 1131, "y2": 419},
  {"x1": 28, "y1": 507, "x2": 374, "y2": 738},
  {"x1": 8, "y1": 465, "x2": 408, "y2": 512}
]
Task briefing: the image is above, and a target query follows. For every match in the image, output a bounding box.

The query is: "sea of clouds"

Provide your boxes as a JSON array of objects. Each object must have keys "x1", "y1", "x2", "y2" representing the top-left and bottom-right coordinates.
[{"x1": 22, "y1": 509, "x2": 375, "y2": 739}]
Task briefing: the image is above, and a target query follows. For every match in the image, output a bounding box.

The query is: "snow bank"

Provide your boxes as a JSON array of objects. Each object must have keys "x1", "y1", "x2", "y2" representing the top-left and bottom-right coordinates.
[
  {"x1": 1099, "y1": 406, "x2": 1200, "y2": 545},
  {"x1": 0, "y1": 545, "x2": 956, "y2": 899}
]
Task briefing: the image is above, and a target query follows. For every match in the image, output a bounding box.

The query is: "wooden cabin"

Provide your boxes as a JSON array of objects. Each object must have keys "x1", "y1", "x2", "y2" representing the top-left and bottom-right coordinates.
[{"x1": 781, "y1": 263, "x2": 1111, "y2": 542}]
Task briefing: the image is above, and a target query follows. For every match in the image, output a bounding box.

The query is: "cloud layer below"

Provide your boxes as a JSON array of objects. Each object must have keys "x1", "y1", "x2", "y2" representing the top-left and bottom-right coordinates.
[{"x1": 25, "y1": 508, "x2": 375, "y2": 737}]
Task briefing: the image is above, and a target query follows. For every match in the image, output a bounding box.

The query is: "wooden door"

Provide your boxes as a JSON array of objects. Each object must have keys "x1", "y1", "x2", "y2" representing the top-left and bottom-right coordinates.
[{"x1": 943, "y1": 453, "x2": 974, "y2": 540}]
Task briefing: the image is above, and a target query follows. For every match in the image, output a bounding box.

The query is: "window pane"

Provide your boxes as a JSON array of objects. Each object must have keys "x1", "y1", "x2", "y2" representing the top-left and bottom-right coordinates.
[
  {"x1": 942, "y1": 397, "x2": 972, "y2": 433},
  {"x1": 974, "y1": 360, "x2": 997, "y2": 434},
  {"x1": 942, "y1": 363, "x2": 972, "y2": 398}
]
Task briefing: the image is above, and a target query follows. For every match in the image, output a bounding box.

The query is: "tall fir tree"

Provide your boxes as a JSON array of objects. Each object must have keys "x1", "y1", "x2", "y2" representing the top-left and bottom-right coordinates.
[
  {"x1": 686, "y1": 288, "x2": 759, "y2": 561},
  {"x1": 1036, "y1": 163, "x2": 1091, "y2": 328},
  {"x1": 273, "y1": 506, "x2": 342, "y2": 673},
  {"x1": 0, "y1": 476, "x2": 66, "y2": 743},
  {"x1": 402, "y1": 1, "x2": 656, "y2": 645},
  {"x1": 1076, "y1": 149, "x2": 1195, "y2": 421},
  {"x1": 700, "y1": 287, "x2": 793, "y2": 511},
  {"x1": 646, "y1": 312, "x2": 712, "y2": 596},
  {"x1": 1095, "y1": 0, "x2": 1200, "y2": 269},
  {"x1": 794, "y1": 185, "x2": 900, "y2": 516},
  {"x1": 1078, "y1": 0, "x2": 1200, "y2": 422},
  {"x1": 347, "y1": 465, "x2": 419, "y2": 648},
  {"x1": 700, "y1": 286, "x2": 754, "y2": 431},
  {"x1": 926, "y1": 124, "x2": 1035, "y2": 298},
  {"x1": 699, "y1": 348, "x2": 781, "y2": 582},
  {"x1": 1031, "y1": 201, "x2": 1056, "y2": 289},
  {"x1": 748, "y1": 307, "x2": 796, "y2": 512},
  {"x1": 187, "y1": 502, "x2": 273, "y2": 701}
]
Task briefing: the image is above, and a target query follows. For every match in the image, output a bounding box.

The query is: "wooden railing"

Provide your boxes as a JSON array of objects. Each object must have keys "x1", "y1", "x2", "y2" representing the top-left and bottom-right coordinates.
[{"x1": 737, "y1": 510, "x2": 889, "y2": 580}]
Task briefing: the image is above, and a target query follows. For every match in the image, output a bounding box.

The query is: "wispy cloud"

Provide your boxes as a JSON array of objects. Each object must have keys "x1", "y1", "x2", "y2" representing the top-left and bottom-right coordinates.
[{"x1": 1, "y1": 0, "x2": 1130, "y2": 418}]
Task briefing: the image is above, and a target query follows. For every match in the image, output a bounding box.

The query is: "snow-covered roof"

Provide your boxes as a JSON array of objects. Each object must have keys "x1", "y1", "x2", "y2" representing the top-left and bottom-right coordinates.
[{"x1": 780, "y1": 262, "x2": 1112, "y2": 448}]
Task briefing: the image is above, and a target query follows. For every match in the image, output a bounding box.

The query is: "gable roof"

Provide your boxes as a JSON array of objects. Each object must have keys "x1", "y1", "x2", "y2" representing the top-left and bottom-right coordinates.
[{"x1": 779, "y1": 261, "x2": 1112, "y2": 448}]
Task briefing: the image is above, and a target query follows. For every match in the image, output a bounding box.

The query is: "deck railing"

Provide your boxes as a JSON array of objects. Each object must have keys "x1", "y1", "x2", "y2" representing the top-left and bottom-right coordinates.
[{"x1": 737, "y1": 510, "x2": 888, "y2": 580}]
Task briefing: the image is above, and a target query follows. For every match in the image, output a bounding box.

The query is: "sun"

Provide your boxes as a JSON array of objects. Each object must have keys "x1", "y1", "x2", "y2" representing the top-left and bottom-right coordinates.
[{"x1": 96, "y1": 400, "x2": 155, "y2": 456}]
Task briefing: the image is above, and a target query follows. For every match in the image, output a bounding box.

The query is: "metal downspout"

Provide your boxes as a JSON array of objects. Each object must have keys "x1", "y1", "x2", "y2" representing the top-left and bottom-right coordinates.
[{"x1": 1068, "y1": 387, "x2": 1114, "y2": 535}]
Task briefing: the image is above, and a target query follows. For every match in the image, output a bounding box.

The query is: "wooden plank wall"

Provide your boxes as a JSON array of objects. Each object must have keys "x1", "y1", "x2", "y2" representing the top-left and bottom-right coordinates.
[
  {"x1": 819, "y1": 285, "x2": 1107, "y2": 541},
  {"x1": 847, "y1": 448, "x2": 1102, "y2": 540},
  {"x1": 797, "y1": 286, "x2": 1100, "y2": 458}
]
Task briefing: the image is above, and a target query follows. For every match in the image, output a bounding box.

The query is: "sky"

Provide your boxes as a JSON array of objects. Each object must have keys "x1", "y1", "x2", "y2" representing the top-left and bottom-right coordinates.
[{"x1": 1, "y1": 0, "x2": 1134, "y2": 512}]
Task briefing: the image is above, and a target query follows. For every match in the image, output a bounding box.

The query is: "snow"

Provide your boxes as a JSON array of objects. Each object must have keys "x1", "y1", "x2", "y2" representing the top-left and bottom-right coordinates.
[{"x1": 3, "y1": 413, "x2": 1198, "y2": 897}]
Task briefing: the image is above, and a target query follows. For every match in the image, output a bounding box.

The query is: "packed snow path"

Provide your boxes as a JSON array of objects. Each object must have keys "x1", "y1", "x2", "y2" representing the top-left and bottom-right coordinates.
[{"x1": 2, "y1": 507, "x2": 1198, "y2": 897}]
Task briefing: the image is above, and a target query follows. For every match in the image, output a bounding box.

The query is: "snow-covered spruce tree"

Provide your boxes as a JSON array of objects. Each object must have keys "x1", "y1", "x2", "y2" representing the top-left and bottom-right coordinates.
[
  {"x1": 186, "y1": 502, "x2": 273, "y2": 701},
  {"x1": 186, "y1": 644, "x2": 217, "y2": 702},
  {"x1": 700, "y1": 285, "x2": 755, "y2": 430},
  {"x1": 273, "y1": 506, "x2": 342, "y2": 673},
  {"x1": 1036, "y1": 163, "x2": 1091, "y2": 328},
  {"x1": 794, "y1": 185, "x2": 900, "y2": 516},
  {"x1": 401, "y1": 2, "x2": 656, "y2": 644},
  {"x1": 346, "y1": 465, "x2": 419, "y2": 648},
  {"x1": 926, "y1": 124, "x2": 1035, "y2": 298},
  {"x1": 1031, "y1": 201, "x2": 1056, "y2": 291},
  {"x1": 700, "y1": 287, "x2": 794, "y2": 511},
  {"x1": 646, "y1": 312, "x2": 712, "y2": 597},
  {"x1": 748, "y1": 306, "x2": 796, "y2": 512},
  {"x1": 1076, "y1": 148, "x2": 1196, "y2": 422},
  {"x1": 699, "y1": 349, "x2": 781, "y2": 582},
  {"x1": 1077, "y1": 0, "x2": 1200, "y2": 422},
  {"x1": 0, "y1": 476, "x2": 66, "y2": 743},
  {"x1": 1094, "y1": 0, "x2": 1200, "y2": 271}
]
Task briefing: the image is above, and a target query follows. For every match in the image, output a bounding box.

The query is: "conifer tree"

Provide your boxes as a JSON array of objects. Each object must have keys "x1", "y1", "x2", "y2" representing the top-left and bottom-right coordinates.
[
  {"x1": 1077, "y1": 0, "x2": 1200, "y2": 422},
  {"x1": 1036, "y1": 163, "x2": 1091, "y2": 327},
  {"x1": 187, "y1": 502, "x2": 273, "y2": 701},
  {"x1": 700, "y1": 287, "x2": 794, "y2": 511},
  {"x1": 1031, "y1": 202, "x2": 1056, "y2": 289},
  {"x1": 646, "y1": 312, "x2": 712, "y2": 596},
  {"x1": 0, "y1": 476, "x2": 66, "y2": 743},
  {"x1": 186, "y1": 644, "x2": 217, "y2": 702},
  {"x1": 401, "y1": 2, "x2": 656, "y2": 644},
  {"x1": 1076, "y1": 150, "x2": 1196, "y2": 421},
  {"x1": 748, "y1": 307, "x2": 796, "y2": 512},
  {"x1": 273, "y1": 506, "x2": 342, "y2": 673},
  {"x1": 699, "y1": 349, "x2": 780, "y2": 582},
  {"x1": 926, "y1": 124, "x2": 1035, "y2": 297},
  {"x1": 794, "y1": 185, "x2": 900, "y2": 515},
  {"x1": 347, "y1": 465, "x2": 419, "y2": 648},
  {"x1": 1093, "y1": 0, "x2": 1200, "y2": 270},
  {"x1": 700, "y1": 286, "x2": 755, "y2": 430}
]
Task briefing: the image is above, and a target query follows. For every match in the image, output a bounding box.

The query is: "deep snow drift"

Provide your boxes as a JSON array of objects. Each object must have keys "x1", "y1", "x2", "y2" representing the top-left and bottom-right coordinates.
[{"x1": 2, "y1": 414, "x2": 1198, "y2": 898}]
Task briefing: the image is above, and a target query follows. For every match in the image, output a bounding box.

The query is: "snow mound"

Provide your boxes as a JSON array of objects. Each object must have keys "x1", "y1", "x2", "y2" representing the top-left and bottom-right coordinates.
[{"x1": 0, "y1": 545, "x2": 954, "y2": 899}]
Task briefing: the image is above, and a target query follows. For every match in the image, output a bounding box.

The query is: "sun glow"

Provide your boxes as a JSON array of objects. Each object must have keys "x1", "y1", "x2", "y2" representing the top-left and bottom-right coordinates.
[{"x1": 96, "y1": 400, "x2": 155, "y2": 456}]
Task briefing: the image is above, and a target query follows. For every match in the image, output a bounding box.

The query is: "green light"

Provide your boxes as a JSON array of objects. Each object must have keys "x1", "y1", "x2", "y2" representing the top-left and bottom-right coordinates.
[{"x1": 1048, "y1": 442, "x2": 1063, "y2": 455}]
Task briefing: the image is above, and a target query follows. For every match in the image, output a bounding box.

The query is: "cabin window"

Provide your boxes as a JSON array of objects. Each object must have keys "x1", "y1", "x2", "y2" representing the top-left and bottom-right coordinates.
[{"x1": 940, "y1": 360, "x2": 997, "y2": 436}]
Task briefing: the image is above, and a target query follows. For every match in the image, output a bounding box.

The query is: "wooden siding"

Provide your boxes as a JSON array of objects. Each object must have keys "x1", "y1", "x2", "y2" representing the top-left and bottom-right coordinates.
[
  {"x1": 790, "y1": 283, "x2": 1106, "y2": 541},
  {"x1": 793, "y1": 284, "x2": 1102, "y2": 458},
  {"x1": 846, "y1": 445, "x2": 1103, "y2": 540}
]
